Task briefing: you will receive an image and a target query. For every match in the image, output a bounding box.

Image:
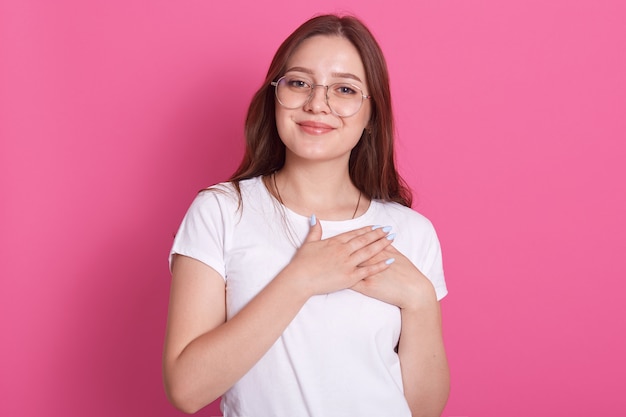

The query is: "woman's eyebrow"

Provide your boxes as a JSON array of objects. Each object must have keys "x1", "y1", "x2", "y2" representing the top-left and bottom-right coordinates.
[
  {"x1": 331, "y1": 72, "x2": 363, "y2": 83},
  {"x1": 284, "y1": 66, "x2": 314, "y2": 75},
  {"x1": 284, "y1": 67, "x2": 364, "y2": 83}
]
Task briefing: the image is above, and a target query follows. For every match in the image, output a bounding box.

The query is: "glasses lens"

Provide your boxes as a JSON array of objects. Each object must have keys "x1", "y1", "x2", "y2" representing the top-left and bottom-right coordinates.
[
  {"x1": 275, "y1": 77, "x2": 311, "y2": 109},
  {"x1": 274, "y1": 77, "x2": 365, "y2": 117},
  {"x1": 326, "y1": 83, "x2": 364, "y2": 117}
]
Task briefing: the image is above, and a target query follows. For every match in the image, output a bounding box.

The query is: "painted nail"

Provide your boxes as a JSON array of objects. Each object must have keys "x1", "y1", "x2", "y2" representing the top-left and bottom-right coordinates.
[
  {"x1": 372, "y1": 225, "x2": 382, "y2": 230},
  {"x1": 310, "y1": 214, "x2": 317, "y2": 226},
  {"x1": 386, "y1": 233, "x2": 396, "y2": 241},
  {"x1": 382, "y1": 226, "x2": 392, "y2": 233},
  {"x1": 385, "y1": 258, "x2": 396, "y2": 265}
]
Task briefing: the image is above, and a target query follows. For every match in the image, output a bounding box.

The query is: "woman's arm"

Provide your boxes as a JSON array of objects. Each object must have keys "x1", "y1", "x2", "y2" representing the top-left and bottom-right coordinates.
[
  {"x1": 163, "y1": 254, "x2": 312, "y2": 413},
  {"x1": 398, "y1": 293, "x2": 449, "y2": 417},
  {"x1": 163, "y1": 223, "x2": 395, "y2": 413},
  {"x1": 351, "y1": 246, "x2": 450, "y2": 416}
]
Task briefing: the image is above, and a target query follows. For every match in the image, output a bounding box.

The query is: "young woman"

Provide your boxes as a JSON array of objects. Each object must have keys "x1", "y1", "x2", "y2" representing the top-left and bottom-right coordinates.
[{"x1": 163, "y1": 14, "x2": 449, "y2": 417}]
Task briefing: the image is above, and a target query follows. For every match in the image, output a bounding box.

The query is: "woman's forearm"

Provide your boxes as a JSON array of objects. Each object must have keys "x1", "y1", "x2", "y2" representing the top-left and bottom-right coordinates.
[
  {"x1": 164, "y1": 270, "x2": 310, "y2": 413},
  {"x1": 398, "y1": 297, "x2": 450, "y2": 417}
]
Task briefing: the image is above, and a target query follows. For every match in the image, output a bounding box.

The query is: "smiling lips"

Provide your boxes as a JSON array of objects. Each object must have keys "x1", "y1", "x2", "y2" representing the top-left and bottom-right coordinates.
[{"x1": 297, "y1": 120, "x2": 335, "y2": 135}]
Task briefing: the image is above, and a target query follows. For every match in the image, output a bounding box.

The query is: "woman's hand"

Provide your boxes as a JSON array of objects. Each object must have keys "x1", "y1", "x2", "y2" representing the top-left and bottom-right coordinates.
[
  {"x1": 351, "y1": 245, "x2": 438, "y2": 310},
  {"x1": 281, "y1": 217, "x2": 396, "y2": 297}
]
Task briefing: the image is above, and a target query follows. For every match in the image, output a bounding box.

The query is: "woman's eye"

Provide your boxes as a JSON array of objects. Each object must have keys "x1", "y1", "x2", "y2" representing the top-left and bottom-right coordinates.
[
  {"x1": 335, "y1": 84, "x2": 357, "y2": 95},
  {"x1": 286, "y1": 79, "x2": 310, "y2": 89}
]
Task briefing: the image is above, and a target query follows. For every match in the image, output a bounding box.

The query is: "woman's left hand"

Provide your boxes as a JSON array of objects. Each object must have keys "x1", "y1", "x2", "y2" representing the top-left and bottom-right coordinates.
[{"x1": 351, "y1": 245, "x2": 437, "y2": 310}]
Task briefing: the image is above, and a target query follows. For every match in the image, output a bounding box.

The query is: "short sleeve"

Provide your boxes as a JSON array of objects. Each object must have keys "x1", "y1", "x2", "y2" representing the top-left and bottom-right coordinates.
[
  {"x1": 421, "y1": 223, "x2": 448, "y2": 301},
  {"x1": 169, "y1": 190, "x2": 232, "y2": 280}
]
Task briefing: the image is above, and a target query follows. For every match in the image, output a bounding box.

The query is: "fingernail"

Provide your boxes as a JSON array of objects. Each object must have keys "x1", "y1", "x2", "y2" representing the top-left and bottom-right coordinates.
[
  {"x1": 385, "y1": 258, "x2": 396, "y2": 265},
  {"x1": 386, "y1": 233, "x2": 396, "y2": 241},
  {"x1": 382, "y1": 226, "x2": 392, "y2": 233},
  {"x1": 310, "y1": 214, "x2": 317, "y2": 226},
  {"x1": 372, "y1": 225, "x2": 382, "y2": 230}
]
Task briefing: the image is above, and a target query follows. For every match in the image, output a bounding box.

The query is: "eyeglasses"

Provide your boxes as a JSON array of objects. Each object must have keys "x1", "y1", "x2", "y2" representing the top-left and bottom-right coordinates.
[{"x1": 270, "y1": 75, "x2": 371, "y2": 117}]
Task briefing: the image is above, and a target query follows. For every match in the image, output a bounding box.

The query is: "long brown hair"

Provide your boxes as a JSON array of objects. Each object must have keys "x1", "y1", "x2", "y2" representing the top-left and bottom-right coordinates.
[{"x1": 229, "y1": 14, "x2": 412, "y2": 207}]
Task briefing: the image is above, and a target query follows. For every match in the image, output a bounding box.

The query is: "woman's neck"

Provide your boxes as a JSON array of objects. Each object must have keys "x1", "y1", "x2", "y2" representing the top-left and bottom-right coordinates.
[{"x1": 270, "y1": 163, "x2": 367, "y2": 221}]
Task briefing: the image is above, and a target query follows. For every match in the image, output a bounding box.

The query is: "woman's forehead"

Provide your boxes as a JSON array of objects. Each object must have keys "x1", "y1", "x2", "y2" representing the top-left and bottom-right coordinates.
[{"x1": 285, "y1": 35, "x2": 366, "y2": 82}]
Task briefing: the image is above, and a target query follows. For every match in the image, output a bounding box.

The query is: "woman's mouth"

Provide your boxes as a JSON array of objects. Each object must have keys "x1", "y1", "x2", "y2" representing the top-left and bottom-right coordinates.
[{"x1": 297, "y1": 121, "x2": 335, "y2": 135}]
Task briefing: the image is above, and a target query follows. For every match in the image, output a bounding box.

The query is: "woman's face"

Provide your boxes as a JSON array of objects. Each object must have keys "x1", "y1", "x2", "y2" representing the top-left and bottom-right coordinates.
[{"x1": 275, "y1": 35, "x2": 371, "y2": 167}]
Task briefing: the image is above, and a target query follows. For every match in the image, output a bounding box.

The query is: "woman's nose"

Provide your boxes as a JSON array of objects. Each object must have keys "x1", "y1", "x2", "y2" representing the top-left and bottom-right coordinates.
[{"x1": 304, "y1": 85, "x2": 331, "y2": 113}]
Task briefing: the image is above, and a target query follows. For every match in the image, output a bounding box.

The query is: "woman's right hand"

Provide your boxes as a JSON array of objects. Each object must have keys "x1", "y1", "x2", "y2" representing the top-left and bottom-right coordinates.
[
  {"x1": 164, "y1": 217, "x2": 394, "y2": 413},
  {"x1": 280, "y1": 216, "x2": 396, "y2": 297}
]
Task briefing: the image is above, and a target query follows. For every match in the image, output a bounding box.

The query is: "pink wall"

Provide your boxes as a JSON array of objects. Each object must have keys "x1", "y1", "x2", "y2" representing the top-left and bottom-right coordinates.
[{"x1": 2, "y1": 1, "x2": 625, "y2": 416}]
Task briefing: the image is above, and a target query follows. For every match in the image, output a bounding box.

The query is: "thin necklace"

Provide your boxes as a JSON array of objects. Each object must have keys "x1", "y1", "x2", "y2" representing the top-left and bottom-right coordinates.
[{"x1": 272, "y1": 172, "x2": 362, "y2": 219}]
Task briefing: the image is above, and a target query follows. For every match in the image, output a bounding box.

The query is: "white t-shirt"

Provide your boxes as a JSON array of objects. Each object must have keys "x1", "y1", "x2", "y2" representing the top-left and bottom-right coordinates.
[{"x1": 170, "y1": 176, "x2": 447, "y2": 417}]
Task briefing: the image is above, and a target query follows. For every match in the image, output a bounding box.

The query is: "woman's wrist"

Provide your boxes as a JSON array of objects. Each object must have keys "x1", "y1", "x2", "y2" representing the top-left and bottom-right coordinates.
[
  {"x1": 400, "y1": 280, "x2": 438, "y2": 312},
  {"x1": 273, "y1": 265, "x2": 315, "y2": 303}
]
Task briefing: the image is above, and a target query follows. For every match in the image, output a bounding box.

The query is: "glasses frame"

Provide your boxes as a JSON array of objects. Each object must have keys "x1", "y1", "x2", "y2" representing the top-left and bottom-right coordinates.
[{"x1": 270, "y1": 76, "x2": 372, "y2": 118}]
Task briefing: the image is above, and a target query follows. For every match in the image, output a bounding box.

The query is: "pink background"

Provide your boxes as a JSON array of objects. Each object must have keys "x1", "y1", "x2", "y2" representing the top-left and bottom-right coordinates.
[{"x1": 1, "y1": 1, "x2": 625, "y2": 416}]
